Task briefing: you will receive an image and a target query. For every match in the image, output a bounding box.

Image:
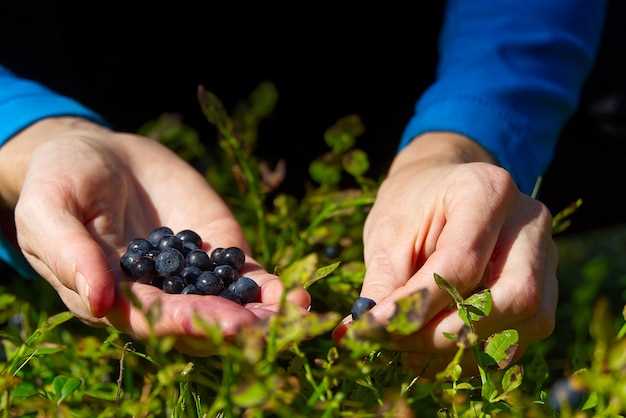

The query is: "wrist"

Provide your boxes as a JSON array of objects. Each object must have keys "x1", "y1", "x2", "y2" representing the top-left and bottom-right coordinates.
[
  {"x1": 0, "y1": 117, "x2": 110, "y2": 208},
  {"x1": 390, "y1": 132, "x2": 497, "y2": 175}
]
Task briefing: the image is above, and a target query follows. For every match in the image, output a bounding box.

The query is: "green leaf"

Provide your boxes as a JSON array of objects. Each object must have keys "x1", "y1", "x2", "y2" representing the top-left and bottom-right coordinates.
[
  {"x1": 484, "y1": 330, "x2": 519, "y2": 369},
  {"x1": 581, "y1": 391, "x2": 599, "y2": 410},
  {"x1": 443, "y1": 332, "x2": 457, "y2": 341},
  {"x1": 232, "y1": 380, "x2": 268, "y2": 408},
  {"x1": 433, "y1": 273, "x2": 464, "y2": 306},
  {"x1": 501, "y1": 365, "x2": 523, "y2": 393},
  {"x1": 309, "y1": 159, "x2": 341, "y2": 186},
  {"x1": 249, "y1": 81, "x2": 278, "y2": 118},
  {"x1": 24, "y1": 311, "x2": 74, "y2": 347},
  {"x1": 386, "y1": 289, "x2": 429, "y2": 335},
  {"x1": 197, "y1": 85, "x2": 232, "y2": 134},
  {"x1": 462, "y1": 289, "x2": 493, "y2": 322},
  {"x1": 304, "y1": 261, "x2": 341, "y2": 289},
  {"x1": 52, "y1": 376, "x2": 81, "y2": 404},
  {"x1": 281, "y1": 253, "x2": 318, "y2": 289},
  {"x1": 619, "y1": 323, "x2": 626, "y2": 340},
  {"x1": 12, "y1": 382, "x2": 38, "y2": 399},
  {"x1": 324, "y1": 115, "x2": 364, "y2": 154},
  {"x1": 478, "y1": 363, "x2": 497, "y2": 402},
  {"x1": 0, "y1": 294, "x2": 16, "y2": 309},
  {"x1": 342, "y1": 149, "x2": 369, "y2": 177}
]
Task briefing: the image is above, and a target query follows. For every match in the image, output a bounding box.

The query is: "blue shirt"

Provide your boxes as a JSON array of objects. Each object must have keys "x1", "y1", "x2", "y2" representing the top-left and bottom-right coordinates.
[{"x1": 0, "y1": 0, "x2": 607, "y2": 273}]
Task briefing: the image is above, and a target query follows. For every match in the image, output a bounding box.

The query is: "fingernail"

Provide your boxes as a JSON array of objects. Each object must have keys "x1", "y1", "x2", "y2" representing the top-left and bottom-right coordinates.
[{"x1": 76, "y1": 272, "x2": 92, "y2": 314}]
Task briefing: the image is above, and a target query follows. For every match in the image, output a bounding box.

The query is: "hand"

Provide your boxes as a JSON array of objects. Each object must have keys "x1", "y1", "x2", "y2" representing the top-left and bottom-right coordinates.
[
  {"x1": 335, "y1": 133, "x2": 557, "y2": 372},
  {"x1": 0, "y1": 117, "x2": 310, "y2": 354}
]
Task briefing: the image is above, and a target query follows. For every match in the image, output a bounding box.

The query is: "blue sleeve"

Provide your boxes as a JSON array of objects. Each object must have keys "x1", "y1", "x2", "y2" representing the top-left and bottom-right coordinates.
[
  {"x1": 399, "y1": 0, "x2": 606, "y2": 194},
  {"x1": 0, "y1": 65, "x2": 105, "y2": 275}
]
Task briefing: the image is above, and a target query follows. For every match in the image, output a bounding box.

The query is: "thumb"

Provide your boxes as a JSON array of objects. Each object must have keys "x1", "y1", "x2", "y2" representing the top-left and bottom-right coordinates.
[{"x1": 15, "y1": 191, "x2": 116, "y2": 318}]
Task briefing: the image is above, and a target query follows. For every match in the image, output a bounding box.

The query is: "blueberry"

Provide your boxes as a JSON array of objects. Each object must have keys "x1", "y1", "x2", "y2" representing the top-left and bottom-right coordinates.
[
  {"x1": 147, "y1": 226, "x2": 174, "y2": 247},
  {"x1": 351, "y1": 297, "x2": 376, "y2": 320},
  {"x1": 213, "y1": 264, "x2": 237, "y2": 286},
  {"x1": 181, "y1": 284, "x2": 201, "y2": 295},
  {"x1": 210, "y1": 247, "x2": 225, "y2": 266},
  {"x1": 158, "y1": 235, "x2": 184, "y2": 252},
  {"x1": 228, "y1": 276, "x2": 260, "y2": 304},
  {"x1": 155, "y1": 248, "x2": 185, "y2": 276},
  {"x1": 176, "y1": 229, "x2": 202, "y2": 248},
  {"x1": 182, "y1": 241, "x2": 199, "y2": 256},
  {"x1": 127, "y1": 239, "x2": 153, "y2": 255},
  {"x1": 151, "y1": 276, "x2": 165, "y2": 288},
  {"x1": 548, "y1": 378, "x2": 587, "y2": 411},
  {"x1": 162, "y1": 276, "x2": 186, "y2": 294},
  {"x1": 196, "y1": 272, "x2": 224, "y2": 295},
  {"x1": 222, "y1": 247, "x2": 246, "y2": 271},
  {"x1": 144, "y1": 249, "x2": 160, "y2": 260},
  {"x1": 186, "y1": 250, "x2": 212, "y2": 270},
  {"x1": 120, "y1": 252, "x2": 142, "y2": 276},
  {"x1": 219, "y1": 288, "x2": 243, "y2": 304},
  {"x1": 130, "y1": 256, "x2": 155, "y2": 280},
  {"x1": 179, "y1": 265, "x2": 202, "y2": 285},
  {"x1": 323, "y1": 244, "x2": 341, "y2": 259}
]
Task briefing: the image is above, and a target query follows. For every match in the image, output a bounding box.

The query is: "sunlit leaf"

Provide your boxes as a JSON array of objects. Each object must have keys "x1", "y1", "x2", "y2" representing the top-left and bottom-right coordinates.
[
  {"x1": 461, "y1": 289, "x2": 493, "y2": 323},
  {"x1": 232, "y1": 379, "x2": 268, "y2": 408},
  {"x1": 386, "y1": 289, "x2": 429, "y2": 335},
  {"x1": 484, "y1": 330, "x2": 519, "y2": 369},
  {"x1": 281, "y1": 253, "x2": 318, "y2": 289},
  {"x1": 342, "y1": 149, "x2": 369, "y2": 177},
  {"x1": 304, "y1": 261, "x2": 341, "y2": 288},
  {"x1": 501, "y1": 365, "x2": 523, "y2": 394}
]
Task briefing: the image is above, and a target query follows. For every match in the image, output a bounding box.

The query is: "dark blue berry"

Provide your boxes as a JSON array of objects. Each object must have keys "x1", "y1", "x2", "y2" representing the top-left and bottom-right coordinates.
[
  {"x1": 351, "y1": 297, "x2": 376, "y2": 320},
  {"x1": 228, "y1": 277, "x2": 260, "y2": 304},
  {"x1": 222, "y1": 247, "x2": 246, "y2": 271},
  {"x1": 120, "y1": 252, "x2": 142, "y2": 276},
  {"x1": 158, "y1": 235, "x2": 184, "y2": 252},
  {"x1": 147, "y1": 226, "x2": 174, "y2": 247},
  {"x1": 186, "y1": 250, "x2": 212, "y2": 270},
  {"x1": 180, "y1": 266, "x2": 202, "y2": 286},
  {"x1": 155, "y1": 248, "x2": 185, "y2": 276},
  {"x1": 182, "y1": 241, "x2": 199, "y2": 255},
  {"x1": 213, "y1": 264, "x2": 237, "y2": 286},
  {"x1": 127, "y1": 239, "x2": 153, "y2": 255},
  {"x1": 151, "y1": 276, "x2": 165, "y2": 288},
  {"x1": 210, "y1": 247, "x2": 225, "y2": 266},
  {"x1": 162, "y1": 276, "x2": 186, "y2": 294},
  {"x1": 196, "y1": 272, "x2": 224, "y2": 295},
  {"x1": 176, "y1": 229, "x2": 202, "y2": 248},
  {"x1": 219, "y1": 288, "x2": 243, "y2": 304},
  {"x1": 548, "y1": 378, "x2": 587, "y2": 411},
  {"x1": 181, "y1": 284, "x2": 201, "y2": 295},
  {"x1": 323, "y1": 244, "x2": 341, "y2": 259},
  {"x1": 130, "y1": 256, "x2": 155, "y2": 279}
]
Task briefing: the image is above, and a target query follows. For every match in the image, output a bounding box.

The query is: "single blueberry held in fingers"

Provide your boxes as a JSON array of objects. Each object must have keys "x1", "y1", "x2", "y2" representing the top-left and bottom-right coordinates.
[
  {"x1": 176, "y1": 229, "x2": 202, "y2": 248},
  {"x1": 180, "y1": 266, "x2": 202, "y2": 286},
  {"x1": 222, "y1": 247, "x2": 246, "y2": 271},
  {"x1": 181, "y1": 284, "x2": 201, "y2": 295},
  {"x1": 196, "y1": 272, "x2": 224, "y2": 295},
  {"x1": 213, "y1": 264, "x2": 237, "y2": 286},
  {"x1": 155, "y1": 248, "x2": 185, "y2": 276},
  {"x1": 219, "y1": 288, "x2": 243, "y2": 304},
  {"x1": 158, "y1": 235, "x2": 184, "y2": 252},
  {"x1": 186, "y1": 250, "x2": 212, "y2": 270},
  {"x1": 127, "y1": 239, "x2": 153, "y2": 255},
  {"x1": 182, "y1": 241, "x2": 199, "y2": 256},
  {"x1": 120, "y1": 252, "x2": 142, "y2": 276},
  {"x1": 229, "y1": 276, "x2": 260, "y2": 304},
  {"x1": 162, "y1": 276, "x2": 186, "y2": 294},
  {"x1": 351, "y1": 297, "x2": 376, "y2": 320},
  {"x1": 147, "y1": 226, "x2": 174, "y2": 247},
  {"x1": 130, "y1": 256, "x2": 155, "y2": 279}
]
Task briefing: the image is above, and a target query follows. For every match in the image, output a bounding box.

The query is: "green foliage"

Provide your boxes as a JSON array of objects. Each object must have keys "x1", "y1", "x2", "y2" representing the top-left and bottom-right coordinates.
[{"x1": 1, "y1": 83, "x2": 625, "y2": 417}]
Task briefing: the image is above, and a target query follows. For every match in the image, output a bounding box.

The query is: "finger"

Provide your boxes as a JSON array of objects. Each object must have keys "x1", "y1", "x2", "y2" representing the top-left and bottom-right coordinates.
[
  {"x1": 368, "y1": 165, "x2": 515, "y2": 326},
  {"x1": 15, "y1": 191, "x2": 116, "y2": 318},
  {"x1": 391, "y1": 197, "x2": 557, "y2": 352}
]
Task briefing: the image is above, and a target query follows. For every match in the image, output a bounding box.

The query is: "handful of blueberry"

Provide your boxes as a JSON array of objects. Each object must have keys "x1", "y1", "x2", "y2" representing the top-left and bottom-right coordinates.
[{"x1": 120, "y1": 226, "x2": 260, "y2": 305}]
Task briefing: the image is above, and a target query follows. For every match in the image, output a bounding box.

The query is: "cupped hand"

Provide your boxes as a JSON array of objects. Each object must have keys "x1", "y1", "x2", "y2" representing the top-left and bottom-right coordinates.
[
  {"x1": 0, "y1": 118, "x2": 309, "y2": 354},
  {"x1": 335, "y1": 133, "x2": 557, "y2": 371}
]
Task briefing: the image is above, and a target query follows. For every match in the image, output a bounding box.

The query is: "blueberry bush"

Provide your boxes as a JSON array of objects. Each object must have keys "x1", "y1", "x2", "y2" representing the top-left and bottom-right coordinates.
[{"x1": 0, "y1": 83, "x2": 625, "y2": 417}]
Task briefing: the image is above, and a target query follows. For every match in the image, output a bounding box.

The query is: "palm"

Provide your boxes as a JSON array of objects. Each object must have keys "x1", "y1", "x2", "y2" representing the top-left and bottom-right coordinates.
[{"x1": 16, "y1": 133, "x2": 307, "y2": 354}]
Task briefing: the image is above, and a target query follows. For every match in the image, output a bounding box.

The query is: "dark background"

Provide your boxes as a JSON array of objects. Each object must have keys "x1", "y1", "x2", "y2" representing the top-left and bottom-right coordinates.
[{"x1": 1, "y1": 2, "x2": 626, "y2": 235}]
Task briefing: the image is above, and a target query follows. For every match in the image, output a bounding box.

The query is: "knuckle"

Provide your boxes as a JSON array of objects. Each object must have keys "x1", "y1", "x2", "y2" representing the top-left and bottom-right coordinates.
[
  {"x1": 454, "y1": 163, "x2": 517, "y2": 206},
  {"x1": 512, "y1": 277, "x2": 542, "y2": 318}
]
